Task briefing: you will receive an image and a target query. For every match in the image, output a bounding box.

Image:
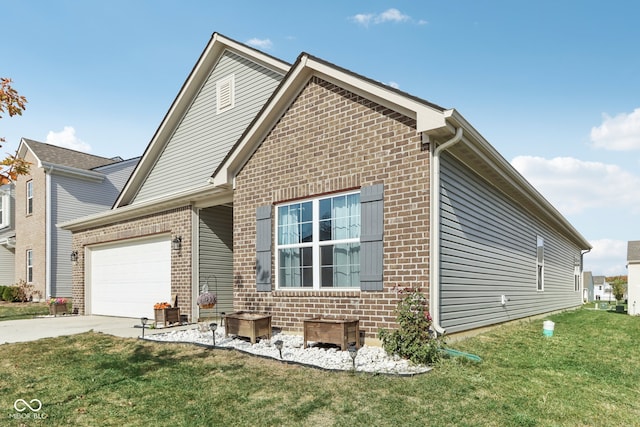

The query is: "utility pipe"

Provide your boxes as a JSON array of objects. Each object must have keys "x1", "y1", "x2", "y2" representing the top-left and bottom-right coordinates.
[{"x1": 429, "y1": 127, "x2": 463, "y2": 335}]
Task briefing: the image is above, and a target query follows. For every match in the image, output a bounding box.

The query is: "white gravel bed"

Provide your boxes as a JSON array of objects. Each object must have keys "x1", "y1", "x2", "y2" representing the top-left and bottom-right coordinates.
[{"x1": 144, "y1": 327, "x2": 431, "y2": 376}]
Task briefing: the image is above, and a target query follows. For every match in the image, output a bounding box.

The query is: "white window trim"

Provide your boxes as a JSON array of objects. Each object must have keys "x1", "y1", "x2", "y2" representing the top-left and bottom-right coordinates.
[
  {"x1": 26, "y1": 180, "x2": 33, "y2": 215},
  {"x1": 216, "y1": 74, "x2": 235, "y2": 114},
  {"x1": 275, "y1": 191, "x2": 360, "y2": 291},
  {"x1": 26, "y1": 249, "x2": 33, "y2": 283}
]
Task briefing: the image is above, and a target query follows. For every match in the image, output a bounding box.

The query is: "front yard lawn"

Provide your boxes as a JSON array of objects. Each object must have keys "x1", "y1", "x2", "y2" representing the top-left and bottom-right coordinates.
[
  {"x1": 1, "y1": 307, "x2": 639, "y2": 426},
  {"x1": 0, "y1": 301, "x2": 49, "y2": 321}
]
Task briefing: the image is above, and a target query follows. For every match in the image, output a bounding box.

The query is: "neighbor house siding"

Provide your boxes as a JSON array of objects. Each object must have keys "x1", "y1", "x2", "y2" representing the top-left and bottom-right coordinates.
[
  {"x1": 0, "y1": 245, "x2": 14, "y2": 286},
  {"x1": 132, "y1": 50, "x2": 284, "y2": 204},
  {"x1": 0, "y1": 184, "x2": 15, "y2": 286},
  {"x1": 233, "y1": 76, "x2": 430, "y2": 339},
  {"x1": 50, "y1": 159, "x2": 139, "y2": 297},
  {"x1": 198, "y1": 205, "x2": 233, "y2": 319},
  {"x1": 439, "y1": 153, "x2": 582, "y2": 333}
]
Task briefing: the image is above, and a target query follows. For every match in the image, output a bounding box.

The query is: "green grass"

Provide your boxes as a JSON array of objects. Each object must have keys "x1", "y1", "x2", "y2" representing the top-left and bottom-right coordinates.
[
  {"x1": 1, "y1": 307, "x2": 639, "y2": 426},
  {"x1": 0, "y1": 301, "x2": 49, "y2": 320}
]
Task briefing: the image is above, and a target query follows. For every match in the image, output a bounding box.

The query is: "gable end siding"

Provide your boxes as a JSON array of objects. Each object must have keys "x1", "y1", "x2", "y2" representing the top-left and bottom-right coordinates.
[
  {"x1": 132, "y1": 51, "x2": 284, "y2": 204},
  {"x1": 439, "y1": 153, "x2": 582, "y2": 333}
]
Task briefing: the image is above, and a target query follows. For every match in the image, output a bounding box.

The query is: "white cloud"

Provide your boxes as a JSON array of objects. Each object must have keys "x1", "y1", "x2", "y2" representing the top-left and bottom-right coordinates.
[
  {"x1": 45, "y1": 126, "x2": 91, "y2": 152},
  {"x1": 590, "y1": 107, "x2": 640, "y2": 150},
  {"x1": 246, "y1": 38, "x2": 273, "y2": 50},
  {"x1": 584, "y1": 239, "x2": 628, "y2": 276},
  {"x1": 511, "y1": 156, "x2": 640, "y2": 215},
  {"x1": 388, "y1": 81, "x2": 400, "y2": 89},
  {"x1": 351, "y1": 8, "x2": 417, "y2": 26}
]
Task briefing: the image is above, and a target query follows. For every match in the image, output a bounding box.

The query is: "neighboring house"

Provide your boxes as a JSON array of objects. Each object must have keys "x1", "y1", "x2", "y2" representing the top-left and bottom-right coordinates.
[
  {"x1": 0, "y1": 183, "x2": 16, "y2": 286},
  {"x1": 582, "y1": 271, "x2": 594, "y2": 302},
  {"x1": 62, "y1": 33, "x2": 590, "y2": 338},
  {"x1": 592, "y1": 275, "x2": 612, "y2": 302},
  {"x1": 12, "y1": 138, "x2": 139, "y2": 299},
  {"x1": 627, "y1": 240, "x2": 640, "y2": 315}
]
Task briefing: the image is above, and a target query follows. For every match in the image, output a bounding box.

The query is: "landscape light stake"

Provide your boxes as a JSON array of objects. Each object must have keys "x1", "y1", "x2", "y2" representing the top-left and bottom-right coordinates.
[
  {"x1": 348, "y1": 342, "x2": 358, "y2": 371},
  {"x1": 210, "y1": 322, "x2": 218, "y2": 346},
  {"x1": 275, "y1": 340, "x2": 284, "y2": 359},
  {"x1": 140, "y1": 317, "x2": 148, "y2": 338}
]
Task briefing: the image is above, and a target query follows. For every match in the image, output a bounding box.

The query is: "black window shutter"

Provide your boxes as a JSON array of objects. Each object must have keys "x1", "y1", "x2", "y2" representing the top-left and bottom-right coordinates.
[
  {"x1": 360, "y1": 184, "x2": 384, "y2": 291},
  {"x1": 256, "y1": 205, "x2": 272, "y2": 292}
]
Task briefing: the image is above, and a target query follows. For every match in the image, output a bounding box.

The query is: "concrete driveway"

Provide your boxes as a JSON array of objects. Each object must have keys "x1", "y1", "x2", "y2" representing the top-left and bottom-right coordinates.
[{"x1": 0, "y1": 315, "x2": 189, "y2": 344}]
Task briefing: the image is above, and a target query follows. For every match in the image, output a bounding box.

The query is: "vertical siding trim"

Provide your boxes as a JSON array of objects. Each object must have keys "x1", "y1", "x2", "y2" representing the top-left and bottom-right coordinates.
[
  {"x1": 256, "y1": 205, "x2": 272, "y2": 292},
  {"x1": 360, "y1": 184, "x2": 384, "y2": 291}
]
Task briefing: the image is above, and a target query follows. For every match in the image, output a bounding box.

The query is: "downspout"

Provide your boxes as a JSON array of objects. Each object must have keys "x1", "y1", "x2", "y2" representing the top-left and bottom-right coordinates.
[
  {"x1": 45, "y1": 166, "x2": 53, "y2": 298},
  {"x1": 581, "y1": 248, "x2": 591, "y2": 302},
  {"x1": 430, "y1": 127, "x2": 463, "y2": 335}
]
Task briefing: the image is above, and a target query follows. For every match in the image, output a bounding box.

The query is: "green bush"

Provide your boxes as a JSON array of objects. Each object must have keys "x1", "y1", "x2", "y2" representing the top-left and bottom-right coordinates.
[
  {"x1": 378, "y1": 289, "x2": 446, "y2": 365},
  {"x1": 2, "y1": 286, "x2": 18, "y2": 302},
  {"x1": 0, "y1": 285, "x2": 6, "y2": 301}
]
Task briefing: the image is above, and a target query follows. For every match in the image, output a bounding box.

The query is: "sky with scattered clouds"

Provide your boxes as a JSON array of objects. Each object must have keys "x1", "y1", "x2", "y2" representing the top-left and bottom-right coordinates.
[{"x1": 2, "y1": 1, "x2": 639, "y2": 276}]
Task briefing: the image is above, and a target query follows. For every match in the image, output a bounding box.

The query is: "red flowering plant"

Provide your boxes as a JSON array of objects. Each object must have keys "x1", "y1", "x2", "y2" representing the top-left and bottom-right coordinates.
[
  {"x1": 48, "y1": 297, "x2": 67, "y2": 306},
  {"x1": 378, "y1": 288, "x2": 445, "y2": 365}
]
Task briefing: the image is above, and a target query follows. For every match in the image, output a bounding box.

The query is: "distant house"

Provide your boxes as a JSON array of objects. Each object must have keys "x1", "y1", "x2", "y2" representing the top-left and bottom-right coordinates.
[
  {"x1": 62, "y1": 33, "x2": 591, "y2": 338},
  {"x1": 582, "y1": 271, "x2": 594, "y2": 302},
  {"x1": 592, "y1": 275, "x2": 612, "y2": 302},
  {"x1": 0, "y1": 183, "x2": 16, "y2": 286},
  {"x1": 627, "y1": 241, "x2": 640, "y2": 315},
  {"x1": 10, "y1": 139, "x2": 138, "y2": 299}
]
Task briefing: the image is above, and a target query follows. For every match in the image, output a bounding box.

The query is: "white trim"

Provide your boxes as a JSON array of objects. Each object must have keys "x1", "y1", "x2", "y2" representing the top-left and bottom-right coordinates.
[{"x1": 45, "y1": 172, "x2": 52, "y2": 298}]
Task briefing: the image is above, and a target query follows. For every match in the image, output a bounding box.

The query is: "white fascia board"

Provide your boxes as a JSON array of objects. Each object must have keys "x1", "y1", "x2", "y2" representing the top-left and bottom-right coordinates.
[{"x1": 41, "y1": 162, "x2": 105, "y2": 182}]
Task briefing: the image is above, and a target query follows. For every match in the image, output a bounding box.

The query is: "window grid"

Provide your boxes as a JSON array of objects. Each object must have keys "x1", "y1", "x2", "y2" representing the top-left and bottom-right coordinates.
[
  {"x1": 276, "y1": 192, "x2": 360, "y2": 290},
  {"x1": 26, "y1": 180, "x2": 33, "y2": 215},
  {"x1": 26, "y1": 249, "x2": 33, "y2": 283}
]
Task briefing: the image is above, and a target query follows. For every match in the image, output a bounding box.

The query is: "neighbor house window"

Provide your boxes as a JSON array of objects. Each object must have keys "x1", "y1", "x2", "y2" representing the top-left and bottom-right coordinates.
[
  {"x1": 574, "y1": 258, "x2": 581, "y2": 292},
  {"x1": 216, "y1": 75, "x2": 235, "y2": 114},
  {"x1": 26, "y1": 249, "x2": 33, "y2": 283},
  {"x1": 536, "y1": 236, "x2": 544, "y2": 291},
  {"x1": 276, "y1": 191, "x2": 360, "y2": 289},
  {"x1": 0, "y1": 191, "x2": 8, "y2": 228},
  {"x1": 26, "y1": 180, "x2": 33, "y2": 215}
]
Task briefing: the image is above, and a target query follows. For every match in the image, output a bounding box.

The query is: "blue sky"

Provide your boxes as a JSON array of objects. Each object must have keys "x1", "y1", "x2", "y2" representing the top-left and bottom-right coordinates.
[{"x1": 2, "y1": 1, "x2": 639, "y2": 276}]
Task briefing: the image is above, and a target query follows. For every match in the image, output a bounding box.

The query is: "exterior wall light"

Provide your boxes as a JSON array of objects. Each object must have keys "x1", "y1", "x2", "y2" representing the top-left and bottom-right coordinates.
[
  {"x1": 70, "y1": 250, "x2": 78, "y2": 264},
  {"x1": 171, "y1": 236, "x2": 182, "y2": 251}
]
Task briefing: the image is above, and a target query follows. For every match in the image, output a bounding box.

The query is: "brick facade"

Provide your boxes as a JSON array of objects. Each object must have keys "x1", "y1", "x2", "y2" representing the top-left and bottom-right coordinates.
[
  {"x1": 233, "y1": 77, "x2": 431, "y2": 340},
  {"x1": 71, "y1": 205, "x2": 193, "y2": 319},
  {"x1": 14, "y1": 149, "x2": 47, "y2": 297}
]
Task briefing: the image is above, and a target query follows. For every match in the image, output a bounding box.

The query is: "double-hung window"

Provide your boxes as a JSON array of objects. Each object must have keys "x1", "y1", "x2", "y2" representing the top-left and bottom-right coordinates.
[
  {"x1": 276, "y1": 192, "x2": 361, "y2": 289},
  {"x1": 26, "y1": 249, "x2": 33, "y2": 283},
  {"x1": 536, "y1": 236, "x2": 544, "y2": 291},
  {"x1": 26, "y1": 180, "x2": 33, "y2": 215}
]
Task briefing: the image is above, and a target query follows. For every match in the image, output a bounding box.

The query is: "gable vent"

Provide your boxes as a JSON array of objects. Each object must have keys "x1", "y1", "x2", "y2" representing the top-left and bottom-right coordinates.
[{"x1": 216, "y1": 75, "x2": 235, "y2": 114}]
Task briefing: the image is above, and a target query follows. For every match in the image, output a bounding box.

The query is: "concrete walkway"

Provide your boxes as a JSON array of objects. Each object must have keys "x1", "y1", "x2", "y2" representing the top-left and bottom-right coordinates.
[{"x1": 0, "y1": 315, "x2": 192, "y2": 344}]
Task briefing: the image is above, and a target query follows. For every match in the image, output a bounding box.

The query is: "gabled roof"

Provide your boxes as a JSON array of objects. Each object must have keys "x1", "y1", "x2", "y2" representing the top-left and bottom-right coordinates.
[
  {"x1": 593, "y1": 276, "x2": 607, "y2": 285},
  {"x1": 19, "y1": 138, "x2": 119, "y2": 170},
  {"x1": 113, "y1": 32, "x2": 290, "y2": 208},
  {"x1": 627, "y1": 240, "x2": 640, "y2": 263},
  {"x1": 211, "y1": 50, "x2": 591, "y2": 250}
]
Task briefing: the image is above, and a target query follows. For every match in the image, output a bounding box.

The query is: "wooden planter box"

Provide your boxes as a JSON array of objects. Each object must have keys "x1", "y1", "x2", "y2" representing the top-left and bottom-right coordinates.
[
  {"x1": 303, "y1": 317, "x2": 360, "y2": 350},
  {"x1": 49, "y1": 304, "x2": 68, "y2": 316},
  {"x1": 154, "y1": 307, "x2": 180, "y2": 327},
  {"x1": 224, "y1": 312, "x2": 272, "y2": 344}
]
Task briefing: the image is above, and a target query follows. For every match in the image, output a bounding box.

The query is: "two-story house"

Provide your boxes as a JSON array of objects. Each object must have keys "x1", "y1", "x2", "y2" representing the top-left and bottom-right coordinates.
[
  {"x1": 592, "y1": 275, "x2": 612, "y2": 302},
  {"x1": 11, "y1": 138, "x2": 139, "y2": 299}
]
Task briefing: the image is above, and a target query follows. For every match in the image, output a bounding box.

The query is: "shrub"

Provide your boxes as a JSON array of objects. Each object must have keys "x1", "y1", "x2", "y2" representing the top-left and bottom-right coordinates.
[
  {"x1": 378, "y1": 289, "x2": 446, "y2": 365},
  {"x1": 2, "y1": 286, "x2": 18, "y2": 302},
  {"x1": 0, "y1": 285, "x2": 6, "y2": 301},
  {"x1": 13, "y1": 279, "x2": 34, "y2": 302}
]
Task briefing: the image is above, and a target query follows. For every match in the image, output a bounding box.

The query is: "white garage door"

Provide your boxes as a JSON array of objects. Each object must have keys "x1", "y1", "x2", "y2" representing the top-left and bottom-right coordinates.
[{"x1": 88, "y1": 235, "x2": 171, "y2": 318}]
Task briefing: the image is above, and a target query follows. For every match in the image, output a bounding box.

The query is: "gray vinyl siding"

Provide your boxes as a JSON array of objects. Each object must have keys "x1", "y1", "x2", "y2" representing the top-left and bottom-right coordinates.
[
  {"x1": 132, "y1": 50, "x2": 284, "y2": 204},
  {"x1": 0, "y1": 185, "x2": 16, "y2": 286},
  {"x1": 0, "y1": 245, "x2": 15, "y2": 286},
  {"x1": 439, "y1": 153, "x2": 582, "y2": 333},
  {"x1": 50, "y1": 160, "x2": 138, "y2": 297},
  {"x1": 198, "y1": 205, "x2": 233, "y2": 319}
]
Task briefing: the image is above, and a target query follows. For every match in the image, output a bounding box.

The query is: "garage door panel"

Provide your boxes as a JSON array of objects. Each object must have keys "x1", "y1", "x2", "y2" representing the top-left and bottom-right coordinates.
[{"x1": 89, "y1": 236, "x2": 171, "y2": 318}]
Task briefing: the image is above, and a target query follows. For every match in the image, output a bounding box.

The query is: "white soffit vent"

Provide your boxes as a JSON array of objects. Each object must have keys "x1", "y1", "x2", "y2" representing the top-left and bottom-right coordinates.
[{"x1": 216, "y1": 75, "x2": 235, "y2": 114}]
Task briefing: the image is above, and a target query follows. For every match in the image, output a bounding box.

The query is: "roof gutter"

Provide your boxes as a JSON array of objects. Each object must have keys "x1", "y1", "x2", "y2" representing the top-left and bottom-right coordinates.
[{"x1": 429, "y1": 126, "x2": 464, "y2": 335}]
